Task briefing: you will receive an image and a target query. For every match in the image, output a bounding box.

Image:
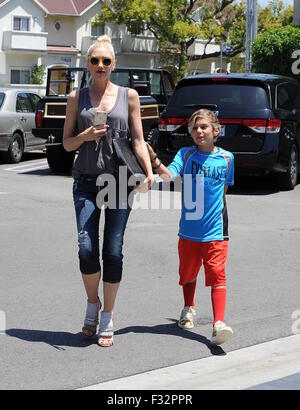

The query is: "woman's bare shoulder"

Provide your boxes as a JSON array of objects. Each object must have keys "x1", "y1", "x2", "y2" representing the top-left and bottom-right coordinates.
[
  {"x1": 128, "y1": 88, "x2": 139, "y2": 108},
  {"x1": 128, "y1": 87, "x2": 139, "y2": 99}
]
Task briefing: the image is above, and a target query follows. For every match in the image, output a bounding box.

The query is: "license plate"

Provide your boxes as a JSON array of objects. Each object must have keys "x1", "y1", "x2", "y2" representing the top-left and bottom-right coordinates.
[{"x1": 219, "y1": 125, "x2": 225, "y2": 137}]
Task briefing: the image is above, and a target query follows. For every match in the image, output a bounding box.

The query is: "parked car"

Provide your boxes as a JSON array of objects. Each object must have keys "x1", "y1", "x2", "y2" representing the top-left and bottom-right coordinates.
[
  {"x1": 0, "y1": 89, "x2": 44, "y2": 163},
  {"x1": 157, "y1": 73, "x2": 300, "y2": 190},
  {"x1": 32, "y1": 67, "x2": 174, "y2": 173}
]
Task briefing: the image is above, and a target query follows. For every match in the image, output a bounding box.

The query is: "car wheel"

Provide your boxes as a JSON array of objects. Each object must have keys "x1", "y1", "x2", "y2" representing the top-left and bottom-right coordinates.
[
  {"x1": 277, "y1": 144, "x2": 299, "y2": 190},
  {"x1": 46, "y1": 145, "x2": 75, "y2": 173},
  {"x1": 7, "y1": 133, "x2": 24, "y2": 163}
]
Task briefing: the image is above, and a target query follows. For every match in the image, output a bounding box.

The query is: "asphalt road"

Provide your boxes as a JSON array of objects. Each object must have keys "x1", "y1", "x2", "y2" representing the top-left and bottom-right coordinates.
[{"x1": 0, "y1": 153, "x2": 300, "y2": 390}]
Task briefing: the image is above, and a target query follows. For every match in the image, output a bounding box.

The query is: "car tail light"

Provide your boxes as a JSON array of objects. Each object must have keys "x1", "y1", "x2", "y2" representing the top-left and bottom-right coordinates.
[
  {"x1": 36, "y1": 110, "x2": 43, "y2": 128},
  {"x1": 243, "y1": 119, "x2": 267, "y2": 133},
  {"x1": 243, "y1": 119, "x2": 281, "y2": 133},
  {"x1": 219, "y1": 118, "x2": 281, "y2": 134},
  {"x1": 211, "y1": 77, "x2": 229, "y2": 82},
  {"x1": 159, "y1": 117, "x2": 187, "y2": 132},
  {"x1": 219, "y1": 118, "x2": 266, "y2": 132},
  {"x1": 219, "y1": 119, "x2": 243, "y2": 124},
  {"x1": 266, "y1": 119, "x2": 281, "y2": 133}
]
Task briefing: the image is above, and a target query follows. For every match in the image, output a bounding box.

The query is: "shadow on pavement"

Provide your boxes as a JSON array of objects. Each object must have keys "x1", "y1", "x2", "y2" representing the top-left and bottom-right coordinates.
[
  {"x1": 6, "y1": 322, "x2": 226, "y2": 356},
  {"x1": 115, "y1": 319, "x2": 226, "y2": 356},
  {"x1": 21, "y1": 152, "x2": 46, "y2": 161},
  {"x1": 21, "y1": 169, "x2": 72, "y2": 177},
  {"x1": 5, "y1": 329, "x2": 94, "y2": 351},
  {"x1": 0, "y1": 152, "x2": 46, "y2": 165}
]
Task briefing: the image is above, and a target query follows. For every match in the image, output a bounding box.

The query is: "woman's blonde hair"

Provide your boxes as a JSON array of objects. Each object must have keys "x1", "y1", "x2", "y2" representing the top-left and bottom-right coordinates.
[
  {"x1": 87, "y1": 35, "x2": 115, "y2": 63},
  {"x1": 188, "y1": 109, "x2": 221, "y2": 142}
]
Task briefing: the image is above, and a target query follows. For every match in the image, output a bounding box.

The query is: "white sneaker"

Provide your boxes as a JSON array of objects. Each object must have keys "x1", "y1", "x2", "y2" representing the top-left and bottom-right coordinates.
[
  {"x1": 178, "y1": 306, "x2": 196, "y2": 329},
  {"x1": 211, "y1": 321, "x2": 233, "y2": 345}
]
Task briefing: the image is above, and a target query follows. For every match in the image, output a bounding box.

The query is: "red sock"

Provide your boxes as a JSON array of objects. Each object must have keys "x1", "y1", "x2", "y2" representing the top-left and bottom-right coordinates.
[
  {"x1": 183, "y1": 280, "x2": 197, "y2": 307},
  {"x1": 211, "y1": 287, "x2": 226, "y2": 326}
]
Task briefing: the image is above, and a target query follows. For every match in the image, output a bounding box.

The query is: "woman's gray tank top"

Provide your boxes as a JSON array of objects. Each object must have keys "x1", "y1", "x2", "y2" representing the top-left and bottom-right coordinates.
[{"x1": 72, "y1": 86, "x2": 129, "y2": 177}]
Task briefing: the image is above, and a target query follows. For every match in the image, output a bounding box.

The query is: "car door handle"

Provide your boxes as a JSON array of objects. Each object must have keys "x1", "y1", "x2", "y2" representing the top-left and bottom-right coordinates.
[{"x1": 20, "y1": 117, "x2": 27, "y2": 122}]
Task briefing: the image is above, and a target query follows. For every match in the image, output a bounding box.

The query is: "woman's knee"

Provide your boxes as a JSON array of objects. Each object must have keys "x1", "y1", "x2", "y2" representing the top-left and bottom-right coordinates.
[
  {"x1": 78, "y1": 230, "x2": 100, "y2": 274},
  {"x1": 102, "y1": 254, "x2": 123, "y2": 283}
]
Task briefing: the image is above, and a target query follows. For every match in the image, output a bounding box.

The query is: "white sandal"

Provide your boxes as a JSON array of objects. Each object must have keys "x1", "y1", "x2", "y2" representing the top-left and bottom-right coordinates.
[
  {"x1": 82, "y1": 297, "x2": 102, "y2": 338},
  {"x1": 98, "y1": 312, "x2": 114, "y2": 347},
  {"x1": 178, "y1": 306, "x2": 196, "y2": 329}
]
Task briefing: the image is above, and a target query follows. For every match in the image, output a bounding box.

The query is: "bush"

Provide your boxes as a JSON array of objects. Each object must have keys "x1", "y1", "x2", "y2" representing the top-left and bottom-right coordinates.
[
  {"x1": 31, "y1": 64, "x2": 46, "y2": 85},
  {"x1": 252, "y1": 25, "x2": 300, "y2": 79}
]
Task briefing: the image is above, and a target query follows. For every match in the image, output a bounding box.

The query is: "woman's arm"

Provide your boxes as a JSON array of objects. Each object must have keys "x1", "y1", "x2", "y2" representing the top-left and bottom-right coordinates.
[
  {"x1": 63, "y1": 90, "x2": 108, "y2": 152},
  {"x1": 128, "y1": 89, "x2": 154, "y2": 188}
]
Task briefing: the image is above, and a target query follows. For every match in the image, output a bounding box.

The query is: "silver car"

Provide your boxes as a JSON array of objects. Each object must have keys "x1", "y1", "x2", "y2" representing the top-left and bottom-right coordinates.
[{"x1": 0, "y1": 89, "x2": 45, "y2": 163}]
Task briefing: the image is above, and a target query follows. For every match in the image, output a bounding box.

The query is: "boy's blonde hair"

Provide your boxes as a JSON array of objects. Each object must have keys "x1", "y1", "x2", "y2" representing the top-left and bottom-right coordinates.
[
  {"x1": 188, "y1": 109, "x2": 221, "y2": 142},
  {"x1": 87, "y1": 35, "x2": 115, "y2": 63}
]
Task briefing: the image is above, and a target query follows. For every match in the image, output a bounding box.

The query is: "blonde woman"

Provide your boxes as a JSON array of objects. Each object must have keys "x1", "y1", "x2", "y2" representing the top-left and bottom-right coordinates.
[{"x1": 63, "y1": 35, "x2": 153, "y2": 347}]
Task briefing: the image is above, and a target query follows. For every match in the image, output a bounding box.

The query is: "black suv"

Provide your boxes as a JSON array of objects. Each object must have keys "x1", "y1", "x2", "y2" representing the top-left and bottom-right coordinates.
[{"x1": 158, "y1": 74, "x2": 300, "y2": 190}]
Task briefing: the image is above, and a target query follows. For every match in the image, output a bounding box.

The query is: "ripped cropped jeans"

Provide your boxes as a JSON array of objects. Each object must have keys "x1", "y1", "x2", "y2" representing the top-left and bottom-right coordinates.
[{"x1": 72, "y1": 175, "x2": 131, "y2": 283}]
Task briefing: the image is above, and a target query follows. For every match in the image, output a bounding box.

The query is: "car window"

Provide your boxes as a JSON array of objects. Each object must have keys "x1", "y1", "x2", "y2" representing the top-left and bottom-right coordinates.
[
  {"x1": 0, "y1": 92, "x2": 4, "y2": 109},
  {"x1": 110, "y1": 71, "x2": 130, "y2": 87},
  {"x1": 16, "y1": 93, "x2": 34, "y2": 113},
  {"x1": 277, "y1": 84, "x2": 293, "y2": 110},
  {"x1": 132, "y1": 71, "x2": 147, "y2": 82},
  {"x1": 283, "y1": 83, "x2": 300, "y2": 110},
  {"x1": 162, "y1": 72, "x2": 174, "y2": 99},
  {"x1": 47, "y1": 69, "x2": 86, "y2": 96},
  {"x1": 169, "y1": 83, "x2": 270, "y2": 111},
  {"x1": 29, "y1": 93, "x2": 41, "y2": 110},
  {"x1": 149, "y1": 72, "x2": 161, "y2": 95}
]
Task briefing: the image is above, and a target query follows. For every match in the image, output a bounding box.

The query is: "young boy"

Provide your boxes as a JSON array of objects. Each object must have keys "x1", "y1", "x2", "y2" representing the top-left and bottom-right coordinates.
[{"x1": 147, "y1": 109, "x2": 234, "y2": 345}]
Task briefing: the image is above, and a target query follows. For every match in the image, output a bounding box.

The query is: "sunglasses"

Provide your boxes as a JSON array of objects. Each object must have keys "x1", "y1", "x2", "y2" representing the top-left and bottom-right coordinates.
[{"x1": 90, "y1": 57, "x2": 112, "y2": 67}]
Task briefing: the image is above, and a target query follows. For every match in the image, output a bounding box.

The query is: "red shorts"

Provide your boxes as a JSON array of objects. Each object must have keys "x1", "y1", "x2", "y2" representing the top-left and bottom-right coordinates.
[{"x1": 178, "y1": 238, "x2": 228, "y2": 287}]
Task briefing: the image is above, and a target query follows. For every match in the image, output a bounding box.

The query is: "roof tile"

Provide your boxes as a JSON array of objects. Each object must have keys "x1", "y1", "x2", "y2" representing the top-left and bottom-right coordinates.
[{"x1": 38, "y1": 0, "x2": 97, "y2": 15}]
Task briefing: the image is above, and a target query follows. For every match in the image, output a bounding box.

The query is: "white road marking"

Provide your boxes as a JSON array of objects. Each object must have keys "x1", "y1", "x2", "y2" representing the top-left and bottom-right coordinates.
[
  {"x1": 79, "y1": 334, "x2": 300, "y2": 390},
  {"x1": 0, "y1": 192, "x2": 9, "y2": 195},
  {"x1": 3, "y1": 160, "x2": 48, "y2": 173}
]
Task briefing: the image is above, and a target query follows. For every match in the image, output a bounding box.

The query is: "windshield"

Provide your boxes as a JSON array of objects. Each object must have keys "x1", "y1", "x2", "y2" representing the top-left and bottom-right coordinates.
[
  {"x1": 47, "y1": 69, "x2": 87, "y2": 96},
  {"x1": 0, "y1": 92, "x2": 4, "y2": 109},
  {"x1": 111, "y1": 71, "x2": 130, "y2": 87},
  {"x1": 170, "y1": 83, "x2": 270, "y2": 111}
]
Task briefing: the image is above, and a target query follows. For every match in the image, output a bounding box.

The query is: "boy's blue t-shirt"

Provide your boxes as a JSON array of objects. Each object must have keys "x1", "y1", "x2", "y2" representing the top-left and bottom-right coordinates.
[{"x1": 168, "y1": 146, "x2": 234, "y2": 242}]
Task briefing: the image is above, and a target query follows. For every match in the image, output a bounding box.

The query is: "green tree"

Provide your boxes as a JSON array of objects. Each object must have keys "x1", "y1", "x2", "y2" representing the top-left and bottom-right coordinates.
[
  {"x1": 94, "y1": 0, "x2": 239, "y2": 80},
  {"x1": 252, "y1": 25, "x2": 300, "y2": 79},
  {"x1": 258, "y1": 0, "x2": 293, "y2": 33},
  {"x1": 94, "y1": 0, "x2": 293, "y2": 79},
  {"x1": 31, "y1": 64, "x2": 46, "y2": 85}
]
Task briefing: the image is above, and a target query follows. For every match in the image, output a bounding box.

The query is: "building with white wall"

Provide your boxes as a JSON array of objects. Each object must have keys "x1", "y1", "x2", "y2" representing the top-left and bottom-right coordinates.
[
  {"x1": 0, "y1": 0, "x2": 160, "y2": 89},
  {"x1": 0, "y1": 0, "x2": 225, "y2": 90}
]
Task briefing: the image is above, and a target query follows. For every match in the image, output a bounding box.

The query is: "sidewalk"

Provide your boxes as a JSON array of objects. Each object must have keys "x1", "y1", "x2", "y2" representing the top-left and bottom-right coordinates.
[{"x1": 79, "y1": 334, "x2": 300, "y2": 390}]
